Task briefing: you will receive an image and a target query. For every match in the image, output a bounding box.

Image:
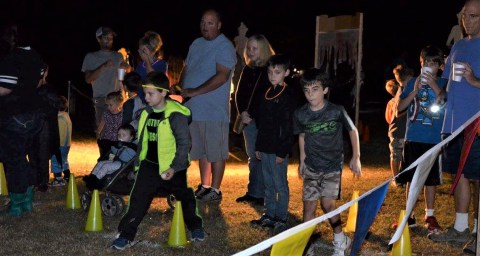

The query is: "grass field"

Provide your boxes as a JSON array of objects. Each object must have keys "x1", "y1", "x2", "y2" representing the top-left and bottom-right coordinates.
[{"x1": 0, "y1": 123, "x2": 473, "y2": 255}]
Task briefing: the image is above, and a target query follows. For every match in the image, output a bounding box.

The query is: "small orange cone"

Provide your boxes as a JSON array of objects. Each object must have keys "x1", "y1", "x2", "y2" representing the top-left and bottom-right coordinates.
[
  {"x1": 0, "y1": 162, "x2": 8, "y2": 196},
  {"x1": 66, "y1": 173, "x2": 81, "y2": 209},
  {"x1": 391, "y1": 210, "x2": 412, "y2": 256},
  {"x1": 85, "y1": 189, "x2": 103, "y2": 232},
  {"x1": 344, "y1": 190, "x2": 359, "y2": 233},
  {"x1": 164, "y1": 201, "x2": 189, "y2": 247}
]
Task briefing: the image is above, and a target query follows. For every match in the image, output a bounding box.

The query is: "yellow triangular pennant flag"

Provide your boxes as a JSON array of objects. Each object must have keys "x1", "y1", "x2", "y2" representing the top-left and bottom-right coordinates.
[{"x1": 270, "y1": 225, "x2": 316, "y2": 256}]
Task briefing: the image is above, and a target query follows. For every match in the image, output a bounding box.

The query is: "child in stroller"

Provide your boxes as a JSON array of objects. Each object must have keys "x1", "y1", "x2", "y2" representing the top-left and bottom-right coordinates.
[
  {"x1": 81, "y1": 123, "x2": 176, "y2": 216},
  {"x1": 83, "y1": 123, "x2": 137, "y2": 191}
]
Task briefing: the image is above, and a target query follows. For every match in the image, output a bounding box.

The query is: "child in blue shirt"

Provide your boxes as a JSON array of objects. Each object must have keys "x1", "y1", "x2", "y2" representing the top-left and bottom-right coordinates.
[{"x1": 395, "y1": 45, "x2": 446, "y2": 232}]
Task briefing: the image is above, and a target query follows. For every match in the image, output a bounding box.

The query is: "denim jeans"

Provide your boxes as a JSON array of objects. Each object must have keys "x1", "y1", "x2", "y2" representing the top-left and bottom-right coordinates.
[
  {"x1": 51, "y1": 146, "x2": 70, "y2": 174},
  {"x1": 261, "y1": 152, "x2": 289, "y2": 221},
  {"x1": 0, "y1": 112, "x2": 44, "y2": 193},
  {"x1": 243, "y1": 120, "x2": 264, "y2": 198}
]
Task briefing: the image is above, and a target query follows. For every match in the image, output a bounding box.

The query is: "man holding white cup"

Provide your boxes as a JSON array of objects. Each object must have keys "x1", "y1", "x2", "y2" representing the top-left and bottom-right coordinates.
[
  {"x1": 428, "y1": 1, "x2": 480, "y2": 254},
  {"x1": 82, "y1": 26, "x2": 130, "y2": 136}
]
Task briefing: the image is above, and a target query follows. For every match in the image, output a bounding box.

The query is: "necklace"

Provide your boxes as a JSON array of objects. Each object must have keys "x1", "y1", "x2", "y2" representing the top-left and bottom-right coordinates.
[{"x1": 265, "y1": 83, "x2": 286, "y2": 100}]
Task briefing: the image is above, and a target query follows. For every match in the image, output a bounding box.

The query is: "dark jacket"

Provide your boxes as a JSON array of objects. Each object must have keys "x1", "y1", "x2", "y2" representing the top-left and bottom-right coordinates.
[
  {"x1": 255, "y1": 83, "x2": 296, "y2": 158},
  {"x1": 235, "y1": 65, "x2": 269, "y2": 120}
]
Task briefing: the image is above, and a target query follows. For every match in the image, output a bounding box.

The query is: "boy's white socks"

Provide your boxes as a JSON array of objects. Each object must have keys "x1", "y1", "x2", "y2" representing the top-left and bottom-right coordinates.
[
  {"x1": 454, "y1": 212, "x2": 469, "y2": 232},
  {"x1": 334, "y1": 232, "x2": 345, "y2": 242},
  {"x1": 425, "y1": 208, "x2": 434, "y2": 218}
]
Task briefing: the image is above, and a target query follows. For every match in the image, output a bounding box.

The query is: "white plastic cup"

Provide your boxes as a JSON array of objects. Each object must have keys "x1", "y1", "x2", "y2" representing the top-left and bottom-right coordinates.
[
  {"x1": 421, "y1": 66, "x2": 433, "y2": 84},
  {"x1": 452, "y1": 62, "x2": 465, "y2": 82},
  {"x1": 117, "y1": 68, "x2": 126, "y2": 81}
]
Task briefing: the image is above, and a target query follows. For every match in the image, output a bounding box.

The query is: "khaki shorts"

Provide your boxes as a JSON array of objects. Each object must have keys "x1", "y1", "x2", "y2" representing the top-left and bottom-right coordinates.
[
  {"x1": 302, "y1": 164, "x2": 341, "y2": 201},
  {"x1": 189, "y1": 121, "x2": 229, "y2": 162}
]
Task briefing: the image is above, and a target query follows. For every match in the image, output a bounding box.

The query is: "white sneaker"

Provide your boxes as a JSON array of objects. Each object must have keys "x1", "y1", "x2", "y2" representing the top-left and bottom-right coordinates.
[{"x1": 332, "y1": 234, "x2": 351, "y2": 256}]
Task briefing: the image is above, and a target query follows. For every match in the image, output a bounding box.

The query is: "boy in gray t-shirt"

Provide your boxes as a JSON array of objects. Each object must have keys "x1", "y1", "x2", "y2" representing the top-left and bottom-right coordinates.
[{"x1": 293, "y1": 68, "x2": 361, "y2": 256}]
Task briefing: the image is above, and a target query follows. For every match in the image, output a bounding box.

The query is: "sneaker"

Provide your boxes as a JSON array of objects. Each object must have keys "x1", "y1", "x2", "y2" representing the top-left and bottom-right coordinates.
[
  {"x1": 332, "y1": 234, "x2": 352, "y2": 256},
  {"x1": 305, "y1": 233, "x2": 322, "y2": 256},
  {"x1": 191, "y1": 228, "x2": 205, "y2": 242},
  {"x1": 251, "y1": 214, "x2": 276, "y2": 228},
  {"x1": 194, "y1": 184, "x2": 207, "y2": 198},
  {"x1": 391, "y1": 216, "x2": 416, "y2": 229},
  {"x1": 424, "y1": 216, "x2": 443, "y2": 233},
  {"x1": 428, "y1": 227, "x2": 471, "y2": 243},
  {"x1": 197, "y1": 189, "x2": 222, "y2": 202},
  {"x1": 236, "y1": 194, "x2": 264, "y2": 205},
  {"x1": 236, "y1": 194, "x2": 257, "y2": 203},
  {"x1": 273, "y1": 220, "x2": 288, "y2": 234},
  {"x1": 111, "y1": 237, "x2": 132, "y2": 250},
  {"x1": 463, "y1": 237, "x2": 476, "y2": 255},
  {"x1": 48, "y1": 178, "x2": 66, "y2": 187}
]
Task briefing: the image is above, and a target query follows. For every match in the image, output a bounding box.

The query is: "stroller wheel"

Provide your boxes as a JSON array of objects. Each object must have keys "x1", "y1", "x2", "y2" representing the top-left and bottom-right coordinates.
[
  {"x1": 101, "y1": 195, "x2": 122, "y2": 217},
  {"x1": 110, "y1": 194, "x2": 125, "y2": 216},
  {"x1": 166, "y1": 194, "x2": 176, "y2": 209},
  {"x1": 81, "y1": 191, "x2": 92, "y2": 212}
]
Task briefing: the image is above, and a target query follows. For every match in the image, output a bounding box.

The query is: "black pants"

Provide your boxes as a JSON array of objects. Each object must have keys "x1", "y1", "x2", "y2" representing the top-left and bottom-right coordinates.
[
  {"x1": 28, "y1": 118, "x2": 54, "y2": 187},
  {"x1": 0, "y1": 112, "x2": 44, "y2": 193},
  {"x1": 117, "y1": 160, "x2": 203, "y2": 241}
]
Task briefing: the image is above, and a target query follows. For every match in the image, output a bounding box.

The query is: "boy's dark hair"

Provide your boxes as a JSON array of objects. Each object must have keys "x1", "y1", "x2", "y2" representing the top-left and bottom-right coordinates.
[
  {"x1": 119, "y1": 123, "x2": 136, "y2": 139},
  {"x1": 143, "y1": 71, "x2": 170, "y2": 94},
  {"x1": 420, "y1": 45, "x2": 444, "y2": 66},
  {"x1": 58, "y1": 95, "x2": 68, "y2": 111},
  {"x1": 267, "y1": 54, "x2": 290, "y2": 71},
  {"x1": 300, "y1": 68, "x2": 332, "y2": 89},
  {"x1": 393, "y1": 64, "x2": 414, "y2": 81},
  {"x1": 124, "y1": 71, "x2": 141, "y2": 93}
]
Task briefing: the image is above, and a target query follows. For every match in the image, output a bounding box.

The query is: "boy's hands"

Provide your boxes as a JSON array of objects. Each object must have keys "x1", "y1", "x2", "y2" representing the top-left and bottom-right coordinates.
[
  {"x1": 161, "y1": 168, "x2": 175, "y2": 180},
  {"x1": 255, "y1": 151, "x2": 261, "y2": 160},
  {"x1": 297, "y1": 162, "x2": 304, "y2": 180},
  {"x1": 349, "y1": 157, "x2": 362, "y2": 178},
  {"x1": 275, "y1": 156, "x2": 284, "y2": 165}
]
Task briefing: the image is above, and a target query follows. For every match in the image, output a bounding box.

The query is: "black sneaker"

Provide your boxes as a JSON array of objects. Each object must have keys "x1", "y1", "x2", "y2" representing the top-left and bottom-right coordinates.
[
  {"x1": 194, "y1": 185, "x2": 208, "y2": 198},
  {"x1": 191, "y1": 228, "x2": 205, "y2": 242},
  {"x1": 408, "y1": 216, "x2": 417, "y2": 227},
  {"x1": 48, "y1": 178, "x2": 66, "y2": 187},
  {"x1": 112, "y1": 237, "x2": 132, "y2": 250},
  {"x1": 273, "y1": 220, "x2": 288, "y2": 234},
  {"x1": 236, "y1": 194, "x2": 256, "y2": 203},
  {"x1": 254, "y1": 197, "x2": 264, "y2": 206},
  {"x1": 251, "y1": 214, "x2": 276, "y2": 228},
  {"x1": 197, "y1": 189, "x2": 222, "y2": 202}
]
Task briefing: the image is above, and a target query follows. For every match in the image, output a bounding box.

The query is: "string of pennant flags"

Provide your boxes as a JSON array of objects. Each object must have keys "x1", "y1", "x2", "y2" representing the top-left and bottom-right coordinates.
[{"x1": 233, "y1": 111, "x2": 480, "y2": 256}]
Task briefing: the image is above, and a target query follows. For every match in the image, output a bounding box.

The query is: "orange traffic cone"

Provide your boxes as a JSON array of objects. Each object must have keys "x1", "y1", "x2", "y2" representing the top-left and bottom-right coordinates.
[
  {"x1": 0, "y1": 162, "x2": 8, "y2": 196},
  {"x1": 391, "y1": 210, "x2": 412, "y2": 256},
  {"x1": 66, "y1": 173, "x2": 81, "y2": 209},
  {"x1": 344, "y1": 190, "x2": 359, "y2": 233},
  {"x1": 362, "y1": 125, "x2": 370, "y2": 143},
  {"x1": 85, "y1": 189, "x2": 103, "y2": 232},
  {"x1": 164, "y1": 201, "x2": 189, "y2": 247}
]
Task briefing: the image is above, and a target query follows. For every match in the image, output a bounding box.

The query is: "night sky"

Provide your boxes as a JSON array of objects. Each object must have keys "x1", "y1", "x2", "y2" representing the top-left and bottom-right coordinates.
[{"x1": 0, "y1": 0, "x2": 465, "y2": 106}]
